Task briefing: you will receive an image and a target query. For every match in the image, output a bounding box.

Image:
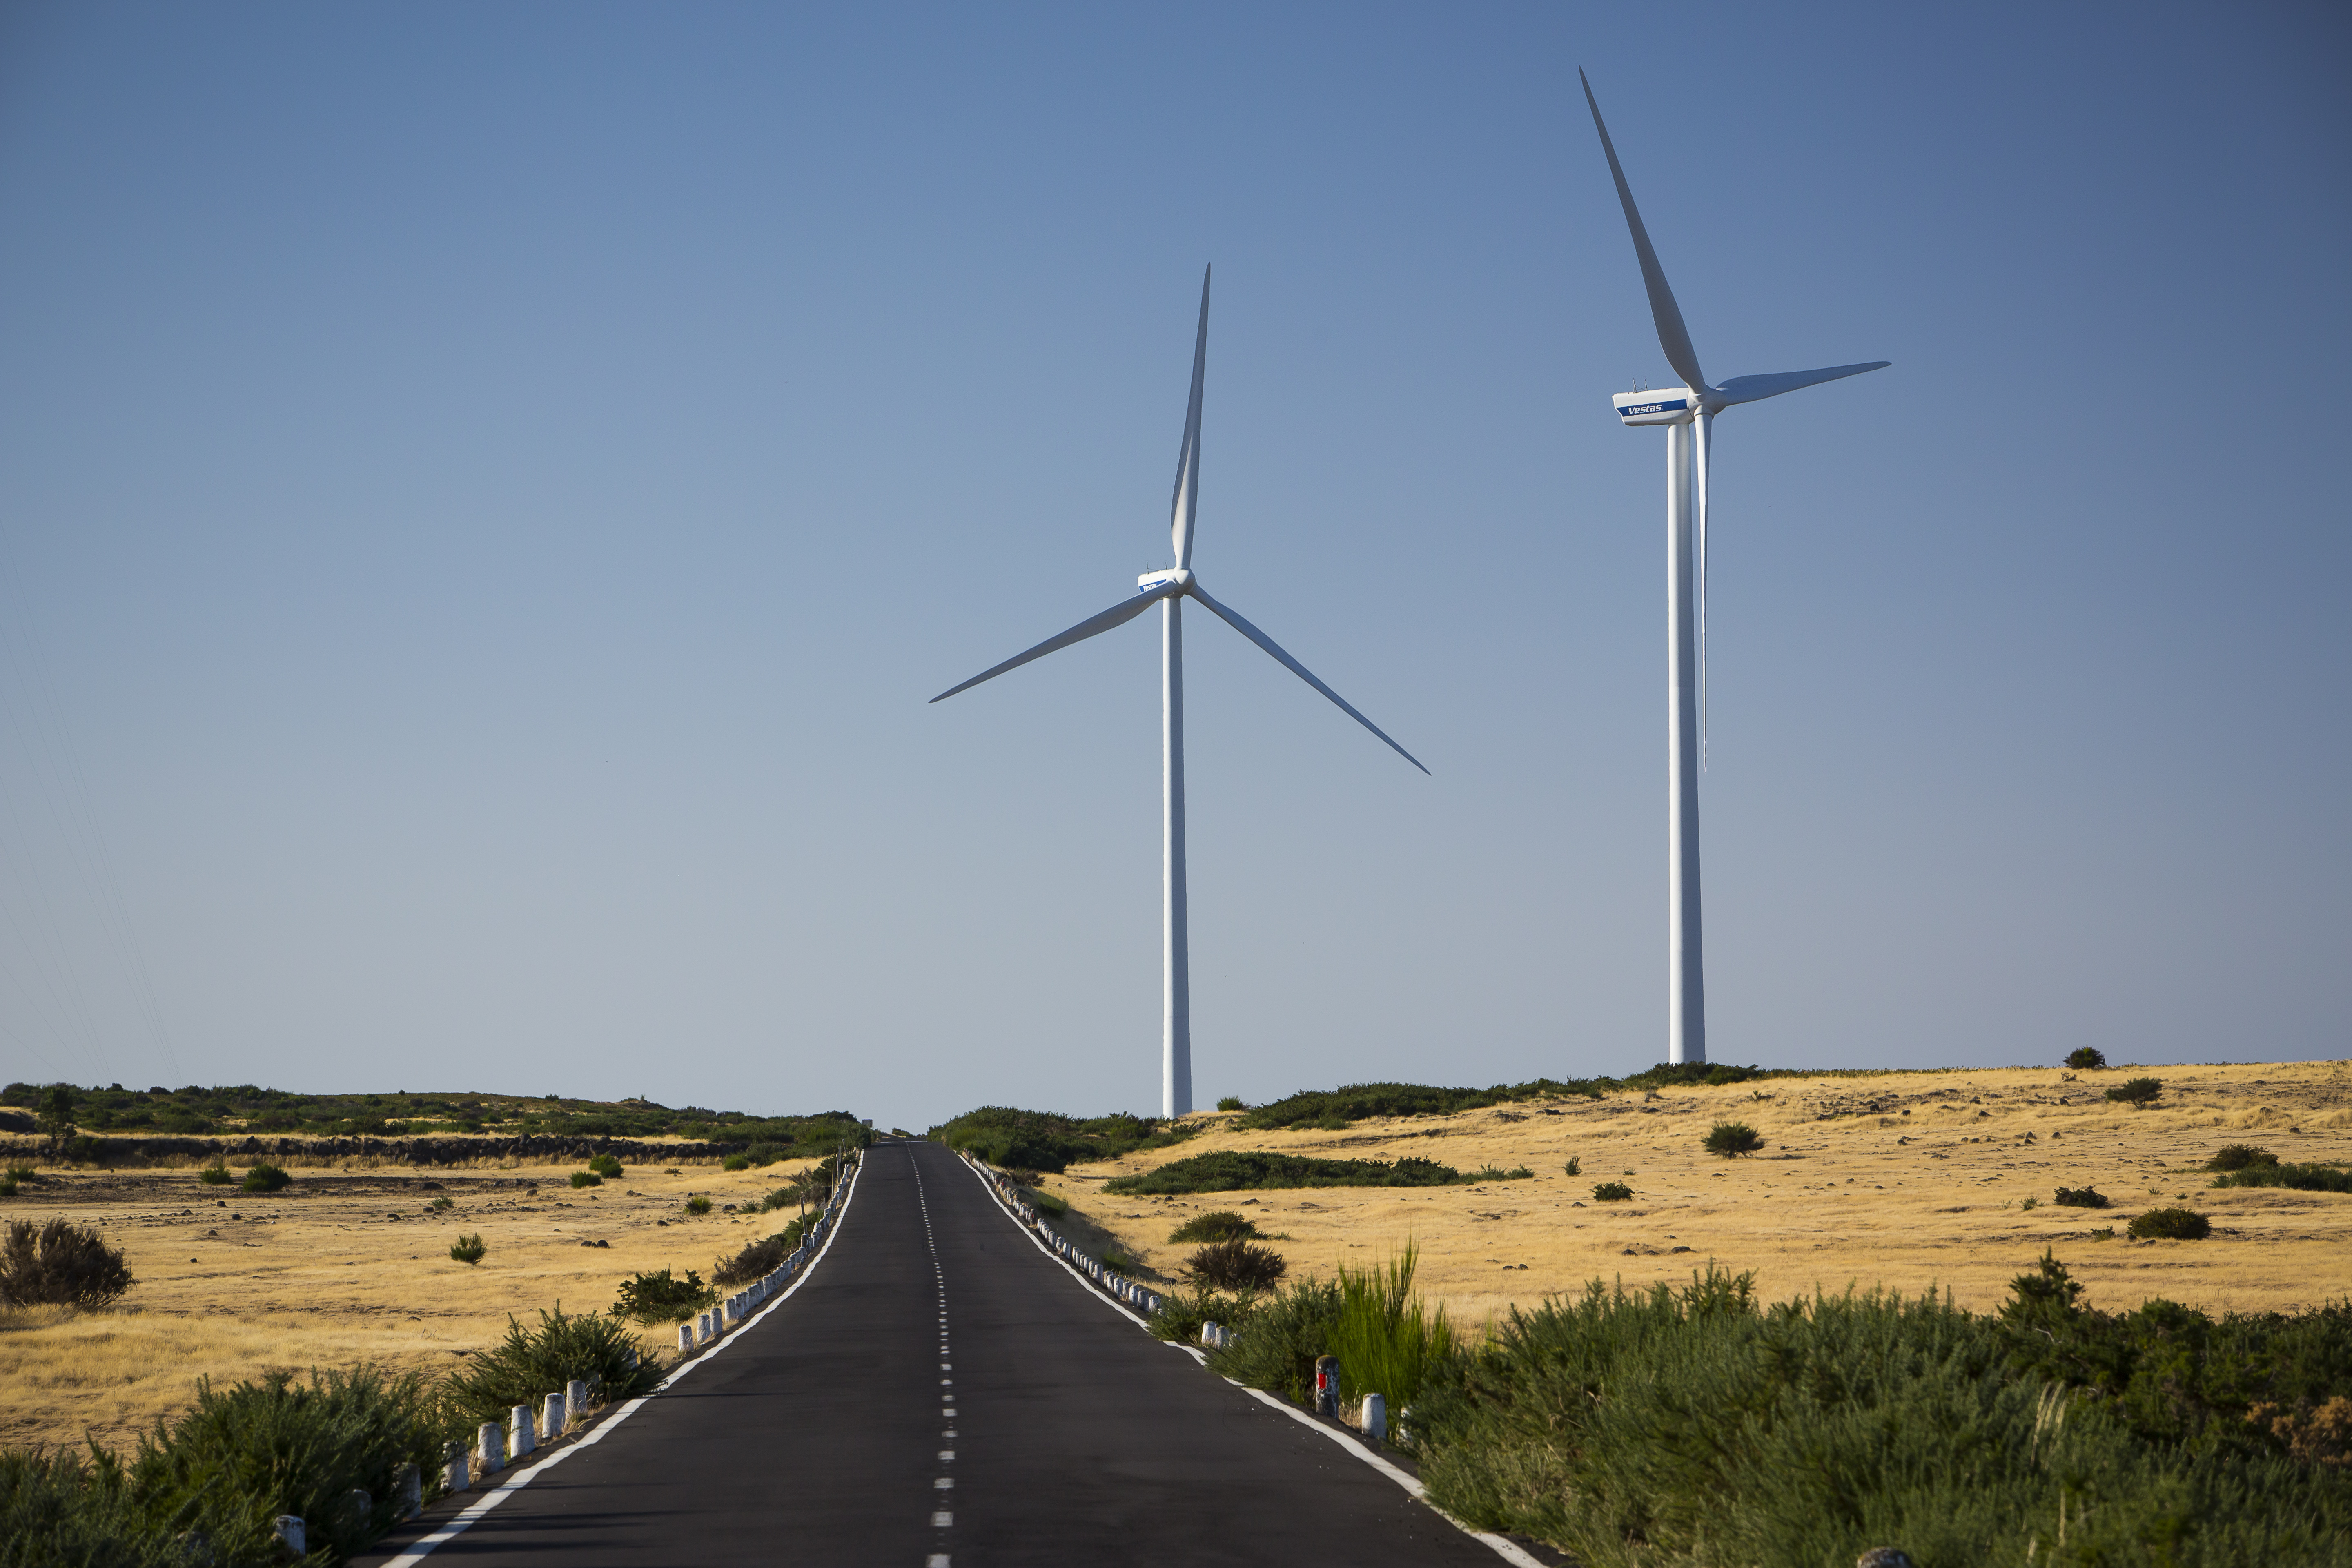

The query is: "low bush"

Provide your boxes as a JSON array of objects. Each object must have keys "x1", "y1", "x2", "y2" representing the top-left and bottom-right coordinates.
[
  {"x1": 1215, "y1": 1096, "x2": 1245, "y2": 1111},
  {"x1": 196, "y1": 1163, "x2": 230, "y2": 1186},
  {"x1": 1591, "y1": 1182, "x2": 1633, "y2": 1202},
  {"x1": 2054, "y1": 1186, "x2": 2110, "y2": 1209},
  {"x1": 2212, "y1": 1162, "x2": 2352, "y2": 1194},
  {"x1": 1185, "y1": 1239, "x2": 1288, "y2": 1292},
  {"x1": 1025, "y1": 1188, "x2": 1069, "y2": 1218},
  {"x1": 428, "y1": 1195, "x2": 454, "y2": 1211},
  {"x1": 2065, "y1": 1046, "x2": 2107, "y2": 1069},
  {"x1": 713, "y1": 1223, "x2": 805, "y2": 1287},
  {"x1": 1702, "y1": 1121, "x2": 1764, "y2": 1158},
  {"x1": 1205, "y1": 1275, "x2": 1343, "y2": 1405},
  {"x1": 1327, "y1": 1244, "x2": 1452, "y2": 1423},
  {"x1": 0, "y1": 1173, "x2": 13, "y2": 1198},
  {"x1": 1411, "y1": 1258, "x2": 2352, "y2": 1566},
  {"x1": 1148, "y1": 1283, "x2": 1261, "y2": 1346},
  {"x1": 442, "y1": 1305, "x2": 662, "y2": 1428},
  {"x1": 0, "y1": 1448, "x2": 181, "y2": 1567},
  {"x1": 721, "y1": 1154, "x2": 751, "y2": 1172},
  {"x1": 449, "y1": 1233, "x2": 486, "y2": 1265},
  {"x1": 612, "y1": 1268, "x2": 717, "y2": 1323},
  {"x1": 1463, "y1": 1165, "x2": 1536, "y2": 1182},
  {"x1": 685, "y1": 1196, "x2": 712, "y2": 1215},
  {"x1": 926, "y1": 1105, "x2": 1195, "y2": 1173},
  {"x1": 1563, "y1": 1157, "x2": 1581, "y2": 1177},
  {"x1": 1235, "y1": 1079, "x2": 1611, "y2": 1131},
  {"x1": 587, "y1": 1153, "x2": 622, "y2": 1178},
  {"x1": 1168, "y1": 1210, "x2": 1258, "y2": 1244},
  {"x1": 2207, "y1": 1143, "x2": 2277, "y2": 1172},
  {"x1": 0, "y1": 1218, "x2": 134, "y2": 1308},
  {"x1": 2128, "y1": 1207, "x2": 2212, "y2": 1240},
  {"x1": 239, "y1": 1163, "x2": 290, "y2": 1194},
  {"x1": 1104, "y1": 1151, "x2": 1466, "y2": 1194},
  {"x1": 2105, "y1": 1076, "x2": 2162, "y2": 1108},
  {"x1": 569, "y1": 1171, "x2": 602, "y2": 1189}
]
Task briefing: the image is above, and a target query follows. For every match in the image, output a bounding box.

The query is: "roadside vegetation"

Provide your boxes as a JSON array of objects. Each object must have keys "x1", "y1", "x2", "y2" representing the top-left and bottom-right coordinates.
[
  {"x1": 1103, "y1": 1150, "x2": 1535, "y2": 1194},
  {"x1": 1, "y1": 1306, "x2": 667, "y2": 1566},
  {"x1": 923, "y1": 1105, "x2": 1197, "y2": 1173},
  {"x1": 1182, "y1": 1247, "x2": 2352, "y2": 1565}
]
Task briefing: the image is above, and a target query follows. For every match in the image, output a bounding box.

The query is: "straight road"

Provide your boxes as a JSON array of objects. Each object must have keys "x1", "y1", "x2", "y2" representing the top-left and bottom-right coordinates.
[{"x1": 365, "y1": 1137, "x2": 1506, "y2": 1566}]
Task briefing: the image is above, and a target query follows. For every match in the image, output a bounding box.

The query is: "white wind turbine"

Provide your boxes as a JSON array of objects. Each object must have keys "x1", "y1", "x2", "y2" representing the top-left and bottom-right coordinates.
[
  {"x1": 1581, "y1": 70, "x2": 1888, "y2": 1066},
  {"x1": 931, "y1": 266, "x2": 1427, "y2": 1116}
]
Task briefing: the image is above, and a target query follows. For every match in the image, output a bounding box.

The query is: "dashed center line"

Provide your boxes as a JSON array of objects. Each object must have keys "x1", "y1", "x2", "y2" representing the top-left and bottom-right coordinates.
[{"x1": 911, "y1": 1147, "x2": 956, "y2": 1568}]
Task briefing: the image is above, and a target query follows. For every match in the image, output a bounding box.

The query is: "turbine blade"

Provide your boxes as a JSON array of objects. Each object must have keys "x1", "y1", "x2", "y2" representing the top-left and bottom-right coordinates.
[
  {"x1": 1715, "y1": 361, "x2": 1889, "y2": 406},
  {"x1": 929, "y1": 586, "x2": 1167, "y2": 703},
  {"x1": 1169, "y1": 265, "x2": 1211, "y2": 570},
  {"x1": 1579, "y1": 69, "x2": 1707, "y2": 394},
  {"x1": 1186, "y1": 581, "x2": 1429, "y2": 774}
]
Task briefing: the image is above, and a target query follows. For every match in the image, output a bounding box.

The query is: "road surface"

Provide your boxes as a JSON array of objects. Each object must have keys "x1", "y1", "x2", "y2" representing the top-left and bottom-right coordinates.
[{"x1": 362, "y1": 1137, "x2": 1511, "y2": 1566}]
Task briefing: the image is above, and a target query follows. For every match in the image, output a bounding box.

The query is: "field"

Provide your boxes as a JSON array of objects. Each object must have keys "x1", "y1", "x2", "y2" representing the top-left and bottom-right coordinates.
[
  {"x1": 0, "y1": 1146, "x2": 824, "y2": 1455},
  {"x1": 1037, "y1": 1060, "x2": 2352, "y2": 1326}
]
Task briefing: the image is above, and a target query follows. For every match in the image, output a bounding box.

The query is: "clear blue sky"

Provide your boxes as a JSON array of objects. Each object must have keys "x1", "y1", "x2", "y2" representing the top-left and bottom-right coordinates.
[{"x1": 1, "y1": 3, "x2": 2344, "y2": 1130}]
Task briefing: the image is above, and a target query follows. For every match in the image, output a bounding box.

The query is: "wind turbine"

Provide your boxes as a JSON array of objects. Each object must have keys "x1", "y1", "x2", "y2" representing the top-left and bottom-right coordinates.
[
  {"x1": 931, "y1": 266, "x2": 1426, "y2": 1116},
  {"x1": 1580, "y1": 70, "x2": 1888, "y2": 1066}
]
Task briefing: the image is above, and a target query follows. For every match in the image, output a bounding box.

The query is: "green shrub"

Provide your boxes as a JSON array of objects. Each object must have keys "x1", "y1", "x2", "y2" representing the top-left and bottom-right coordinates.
[
  {"x1": 2066, "y1": 1046, "x2": 2107, "y2": 1070},
  {"x1": 196, "y1": 1163, "x2": 230, "y2": 1186},
  {"x1": 2128, "y1": 1207, "x2": 2212, "y2": 1240},
  {"x1": 428, "y1": 1195, "x2": 454, "y2": 1211},
  {"x1": 449, "y1": 1233, "x2": 486, "y2": 1265},
  {"x1": 239, "y1": 1163, "x2": 289, "y2": 1194},
  {"x1": 1413, "y1": 1261, "x2": 2349, "y2": 1567},
  {"x1": 685, "y1": 1195, "x2": 712, "y2": 1215},
  {"x1": 128, "y1": 1366, "x2": 449, "y2": 1564},
  {"x1": 612, "y1": 1268, "x2": 717, "y2": 1324},
  {"x1": 587, "y1": 1154, "x2": 622, "y2": 1177},
  {"x1": 1215, "y1": 1096, "x2": 1245, "y2": 1111},
  {"x1": 1463, "y1": 1165, "x2": 1536, "y2": 1182},
  {"x1": 1702, "y1": 1121, "x2": 1764, "y2": 1158},
  {"x1": 442, "y1": 1305, "x2": 661, "y2": 1428},
  {"x1": 1592, "y1": 1182, "x2": 1633, "y2": 1202},
  {"x1": 0, "y1": 1218, "x2": 134, "y2": 1308},
  {"x1": 0, "y1": 1174, "x2": 13, "y2": 1198},
  {"x1": 1147, "y1": 1283, "x2": 1261, "y2": 1346},
  {"x1": 713, "y1": 1225, "x2": 803, "y2": 1287},
  {"x1": 2019, "y1": 1196, "x2": 2040, "y2": 1210},
  {"x1": 1184, "y1": 1239, "x2": 1287, "y2": 1292},
  {"x1": 0, "y1": 1448, "x2": 181, "y2": 1567},
  {"x1": 1235, "y1": 1079, "x2": 1610, "y2": 1131},
  {"x1": 1564, "y1": 1157, "x2": 1581, "y2": 1177},
  {"x1": 1207, "y1": 1275, "x2": 1343, "y2": 1405},
  {"x1": 2207, "y1": 1143, "x2": 2278, "y2": 1172},
  {"x1": 1025, "y1": 1188, "x2": 1069, "y2": 1218},
  {"x1": 1102, "y1": 1251, "x2": 1138, "y2": 1276},
  {"x1": 925, "y1": 1105, "x2": 1194, "y2": 1172},
  {"x1": 2105, "y1": 1076, "x2": 2162, "y2": 1108},
  {"x1": 570, "y1": 1170, "x2": 602, "y2": 1189},
  {"x1": 1168, "y1": 1210, "x2": 1258, "y2": 1244},
  {"x1": 721, "y1": 1154, "x2": 751, "y2": 1172},
  {"x1": 1327, "y1": 1243, "x2": 1452, "y2": 1422},
  {"x1": 2054, "y1": 1186, "x2": 2110, "y2": 1209},
  {"x1": 1104, "y1": 1151, "x2": 1465, "y2": 1194},
  {"x1": 2212, "y1": 1162, "x2": 2352, "y2": 1194}
]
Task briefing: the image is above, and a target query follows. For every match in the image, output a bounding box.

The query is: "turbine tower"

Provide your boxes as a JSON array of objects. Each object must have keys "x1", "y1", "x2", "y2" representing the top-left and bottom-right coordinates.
[
  {"x1": 1581, "y1": 71, "x2": 1888, "y2": 1066},
  {"x1": 931, "y1": 266, "x2": 1426, "y2": 1116}
]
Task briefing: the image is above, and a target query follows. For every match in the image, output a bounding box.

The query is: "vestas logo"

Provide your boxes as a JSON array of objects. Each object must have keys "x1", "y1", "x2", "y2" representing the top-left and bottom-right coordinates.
[{"x1": 1621, "y1": 398, "x2": 1688, "y2": 416}]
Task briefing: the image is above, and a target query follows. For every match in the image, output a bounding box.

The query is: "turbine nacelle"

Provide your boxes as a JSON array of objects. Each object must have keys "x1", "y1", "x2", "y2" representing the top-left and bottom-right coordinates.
[
  {"x1": 1613, "y1": 387, "x2": 1698, "y2": 427},
  {"x1": 1138, "y1": 568, "x2": 1194, "y2": 593}
]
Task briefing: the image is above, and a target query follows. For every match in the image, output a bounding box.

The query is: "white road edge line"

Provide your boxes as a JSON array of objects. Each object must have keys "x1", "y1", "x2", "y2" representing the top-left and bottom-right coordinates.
[
  {"x1": 378, "y1": 1154, "x2": 868, "y2": 1566},
  {"x1": 953, "y1": 1151, "x2": 1545, "y2": 1568}
]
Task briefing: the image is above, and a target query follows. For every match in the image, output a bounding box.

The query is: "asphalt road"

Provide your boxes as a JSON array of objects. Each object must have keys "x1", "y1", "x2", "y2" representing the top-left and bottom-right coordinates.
[{"x1": 363, "y1": 1136, "x2": 1508, "y2": 1566}]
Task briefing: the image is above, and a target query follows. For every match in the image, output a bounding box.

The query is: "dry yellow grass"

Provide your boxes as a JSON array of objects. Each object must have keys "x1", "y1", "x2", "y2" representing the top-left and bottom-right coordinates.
[
  {"x1": 1041, "y1": 1060, "x2": 2352, "y2": 1332},
  {"x1": 0, "y1": 1150, "x2": 820, "y2": 1455}
]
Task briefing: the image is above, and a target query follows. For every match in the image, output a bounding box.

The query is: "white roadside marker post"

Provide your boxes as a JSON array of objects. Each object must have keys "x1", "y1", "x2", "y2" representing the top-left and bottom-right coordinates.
[
  {"x1": 272, "y1": 1517, "x2": 305, "y2": 1556},
  {"x1": 444, "y1": 1446, "x2": 471, "y2": 1495},
  {"x1": 541, "y1": 1390, "x2": 566, "y2": 1441},
  {"x1": 1362, "y1": 1393, "x2": 1387, "y2": 1444},
  {"x1": 566, "y1": 1377, "x2": 590, "y2": 1428},
  {"x1": 1315, "y1": 1357, "x2": 1340, "y2": 1420},
  {"x1": 509, "y1": 1403, "x2": 536, "y2": 1459},
  {"x1": 476, "y1": 1422, "x2": 504, "y2": 1475}
]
